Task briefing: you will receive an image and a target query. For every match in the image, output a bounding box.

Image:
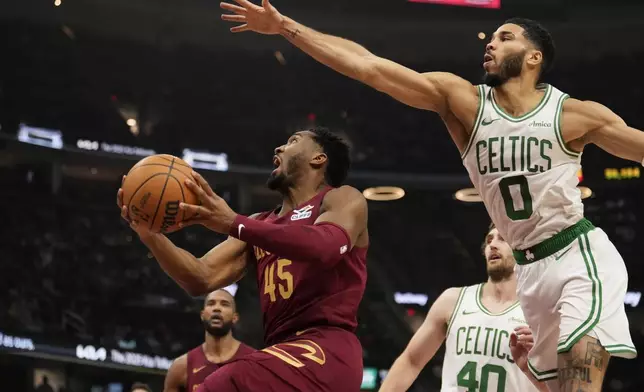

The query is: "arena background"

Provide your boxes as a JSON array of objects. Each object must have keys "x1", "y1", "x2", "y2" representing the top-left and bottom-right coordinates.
[{"x1": 1, "y1": 0, "x2": 643, "y2": 390}]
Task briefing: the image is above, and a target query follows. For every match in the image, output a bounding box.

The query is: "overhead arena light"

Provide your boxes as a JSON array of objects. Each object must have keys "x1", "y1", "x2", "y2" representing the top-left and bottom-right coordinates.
[
  {"x1": 454, "y1": 187, "x2": 481, "y2": 202},
  {"x1": 578, "y1": 186, "x2": 593, "y2": 199},
  {"x1": 363, "y1": 186, "x2": 405, "y2": 201},
  {"x1": 455, "y1": 186, "x2": 593, "y2": 202}
]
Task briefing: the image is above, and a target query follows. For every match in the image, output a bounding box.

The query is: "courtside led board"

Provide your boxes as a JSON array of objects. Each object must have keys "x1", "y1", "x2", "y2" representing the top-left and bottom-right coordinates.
[{"x1": 408, "y1": 0, "x2": 500, "y2": 9}]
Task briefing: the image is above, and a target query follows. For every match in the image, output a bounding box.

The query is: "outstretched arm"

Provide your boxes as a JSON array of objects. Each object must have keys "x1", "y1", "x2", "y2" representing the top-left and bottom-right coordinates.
[
  {"x1": 220, "y1": 0, "x2": 475, "y2": 114},
  {"x1": 563, "y1": 99, "x2": 644, "y2": 163},
  {"x1": 278, "y1": 17, "x2": 468, "y2": 113},
  {"x1": 379, "y1": 287, "x2": 461, "y2": 392}
]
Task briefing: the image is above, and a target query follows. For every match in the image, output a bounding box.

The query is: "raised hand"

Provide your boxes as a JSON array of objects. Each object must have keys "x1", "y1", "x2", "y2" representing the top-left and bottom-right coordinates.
[
  {"x1": 178, "y1": 171, "x2": 238, "y2": 234},
  {"x1": 220, "y1": 0, "x2": 284, "y2": 34},
  {"x1": 509, "y1": 325, "x2": 535, "y2": 373}
]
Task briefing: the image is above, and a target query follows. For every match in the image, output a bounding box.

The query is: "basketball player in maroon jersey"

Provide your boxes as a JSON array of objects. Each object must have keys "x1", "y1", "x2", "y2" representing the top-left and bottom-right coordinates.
[
  {"x1": 117, "y1": 127, "x2": 369, "y2": 391},
  {"x1": 163, "y1": 289, "x2": 254, "y2": 392}
]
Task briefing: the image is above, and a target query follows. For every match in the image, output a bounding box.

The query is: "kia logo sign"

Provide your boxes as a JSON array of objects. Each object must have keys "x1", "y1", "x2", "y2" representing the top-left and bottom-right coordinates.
[{"x1": 76, "y1": 345, "x2": 107, "y2": 361}]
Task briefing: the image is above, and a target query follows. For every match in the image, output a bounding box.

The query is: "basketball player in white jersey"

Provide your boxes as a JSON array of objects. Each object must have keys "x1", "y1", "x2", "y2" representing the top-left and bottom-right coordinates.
[
  {"x1": 380, "y1": 225, "x2": 545, "y2": 392},
  {"x1": 220, "y1": 3, "x2": 641, "y2": 391}
]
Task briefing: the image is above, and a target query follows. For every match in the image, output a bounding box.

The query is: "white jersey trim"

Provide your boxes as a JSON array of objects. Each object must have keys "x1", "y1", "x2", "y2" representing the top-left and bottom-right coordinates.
[{"x1": 461, "y1": 85, "x2": 486, "y2": 159}]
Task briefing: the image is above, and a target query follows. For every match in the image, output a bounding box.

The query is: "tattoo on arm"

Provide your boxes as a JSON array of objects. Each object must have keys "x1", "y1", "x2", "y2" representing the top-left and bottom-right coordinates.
[
  {"x1": 557, "y1": 340, "x2": 608, "y2": 392},
  {"x1": 583, "y1": 340, "x2": 605, "y2": 370},
  {"x1": 284, "y1": 28, "x2": 300, "y2": 39},
  {"x1": 558, "y1": 357, "x2": 592, "y2": 391}
]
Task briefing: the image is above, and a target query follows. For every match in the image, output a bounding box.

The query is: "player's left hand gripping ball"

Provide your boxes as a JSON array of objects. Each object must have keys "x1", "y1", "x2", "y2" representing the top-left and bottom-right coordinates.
[{"x1": 179, "y1": 171, "x2": 238, "y2": 234}]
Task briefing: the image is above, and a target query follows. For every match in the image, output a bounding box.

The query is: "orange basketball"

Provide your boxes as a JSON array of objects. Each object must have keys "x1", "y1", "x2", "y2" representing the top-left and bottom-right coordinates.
[{"x1": 121, "y1": 154, "x2": 199, "y2": 233}]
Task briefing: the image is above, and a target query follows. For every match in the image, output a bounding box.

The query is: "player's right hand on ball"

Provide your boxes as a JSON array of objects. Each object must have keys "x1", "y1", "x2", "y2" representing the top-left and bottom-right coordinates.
[
  {"x1": 220, "y1": 0, "x2": 284, "y2": 35},
  {"x1": 117, "y1": 176, "x2": 154, "y2": 239}
]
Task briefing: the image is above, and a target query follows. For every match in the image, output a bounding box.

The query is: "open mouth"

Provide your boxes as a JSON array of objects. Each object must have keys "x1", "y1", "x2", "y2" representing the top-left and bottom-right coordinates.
[
  {"x1": 489, "y1": 254, "x2": 502, "y2": 261},
  {"x1": 210, "y1": 315, "x2": 223, "y2": 323},
  {"x1": 272, "y1": 155, "x2": 281, "y2": 174},
  {"x1": 483, "y1": 54, "x2": 494, "y2": 67}
]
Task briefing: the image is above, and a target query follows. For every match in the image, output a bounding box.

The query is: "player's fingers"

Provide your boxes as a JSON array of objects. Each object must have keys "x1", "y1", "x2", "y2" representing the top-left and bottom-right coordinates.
[
  {"x1": 130, "y1": 220, "x2": 142, "y2": 231},
  {"x1": 191, "y1": 171, "x2": 216, "y2": 197},
  {"x1": 509, "y1": 332, "x2": 518, "y2": 347},
  {"x1": 180, "y1": 203, "x2": 210, "y2": 218},
  {"x1": 220, "y1": 2, "x2": 247, "y2": 14},
  {"x1": 231, "y1": 0, "x2": 259, "y2": 10},
  {"x1": 184, "y1": 178, "x2": 210, "y2": 203},
  {"x1": 517, "y1": 332, "x2": 534, "y2": 341},
  {"x1": 231, "y1": 24, "x2": 249, "y2": 33},
  {"x1": 262, "y1": 0, "x2": 270, "y2": 9},
  {"x1": 221, "y1": 14, "x2": 247, "y2": 22},
  {"x1": 121, "y1": 205, "x2": 131, "y2": 222},
  {"x1": 514, "y1": 326, "x2": 532, "y2": 335}
]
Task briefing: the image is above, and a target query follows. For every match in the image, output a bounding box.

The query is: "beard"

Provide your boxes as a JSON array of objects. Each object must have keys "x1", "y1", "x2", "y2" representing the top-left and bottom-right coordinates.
[
  {"x1": 202, "y1": 317, "x2": 234, "y2": 337},
  {"x1": 486, "y1": 259, "x2": 514, "y2": 282},
  {"x1": 266, "y1": 153, "x2": 304, "y2": 191},
  {"x1": 483, "y1": 50, "x2": 525, "y2": 87}
]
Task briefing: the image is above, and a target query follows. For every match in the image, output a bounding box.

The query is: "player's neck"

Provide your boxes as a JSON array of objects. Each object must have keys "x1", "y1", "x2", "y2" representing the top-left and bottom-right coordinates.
[
  {"x1": 203, "y1": 333, "x2": 240, "y2": 363},
  {"x1": 492, "y1": 77, "x2": 544, "y2": 117},
  {"x1": 279, "y1": 178, "x2": 326, "y2": 216},
  {"x1": 484, "y1": 277, "x2": 517, "y2": 303}
]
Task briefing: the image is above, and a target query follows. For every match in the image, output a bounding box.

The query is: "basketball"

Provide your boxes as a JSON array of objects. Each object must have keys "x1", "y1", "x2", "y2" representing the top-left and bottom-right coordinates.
[{"x1": 121, "y1": 154, "x2": 199, "y2": 233}]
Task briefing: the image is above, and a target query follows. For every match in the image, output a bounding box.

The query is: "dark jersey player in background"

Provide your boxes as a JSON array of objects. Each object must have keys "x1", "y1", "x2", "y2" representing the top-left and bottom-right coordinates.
[
  {"x1": 163, "y1": 289, "x2": 255, "y2": 392},
  {"x1": 117, "y1": 126, "x2": 369, "y2": 391}
]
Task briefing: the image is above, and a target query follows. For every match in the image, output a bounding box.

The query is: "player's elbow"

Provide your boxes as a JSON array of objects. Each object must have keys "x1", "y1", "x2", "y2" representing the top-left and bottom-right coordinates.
[
  {"x1": 183, "y1": 279, "x2": 210, "y2": 297},
  {"x1": 405, "y1": 350, "x2": 426, "y2": 374},
  {"x1": 311, "y1": 223, "x2": 352, "y2": 267},
  {"x1": 316, "y1": 250, "x2": 344, "y2": 268}
]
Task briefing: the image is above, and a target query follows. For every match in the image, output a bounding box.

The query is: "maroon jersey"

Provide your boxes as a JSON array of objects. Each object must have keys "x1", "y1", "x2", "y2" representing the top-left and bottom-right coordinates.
[
  {"x1": 186, "y1": 342, "x2": 255, "y2": 392},
  {"x1": 252, "y1": 187, "x2": 368, "y2": 346}
]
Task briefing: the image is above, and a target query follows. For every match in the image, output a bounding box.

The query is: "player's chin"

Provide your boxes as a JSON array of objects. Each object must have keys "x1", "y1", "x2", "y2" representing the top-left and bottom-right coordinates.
[{"x1": 266, "y1": 171, "x2": 286, "y2": 190}]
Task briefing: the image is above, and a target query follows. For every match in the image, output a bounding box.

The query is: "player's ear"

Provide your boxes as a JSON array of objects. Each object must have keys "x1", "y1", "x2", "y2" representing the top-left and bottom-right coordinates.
[
  {"x1": 527, "y1": 49, "x2": 542, "y2": 68},
  {"x1": 232, "y1": 312, "x2": 240, "y2": 324},
  {"x1": 310, "y1": 152, "x2": 327, "y2": 168}
]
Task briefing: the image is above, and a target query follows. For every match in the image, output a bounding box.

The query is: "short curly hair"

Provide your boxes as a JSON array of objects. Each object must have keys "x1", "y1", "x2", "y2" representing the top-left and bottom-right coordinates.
[{"x1": 308, "y1": 127, "x2": 351, "y2": 188}]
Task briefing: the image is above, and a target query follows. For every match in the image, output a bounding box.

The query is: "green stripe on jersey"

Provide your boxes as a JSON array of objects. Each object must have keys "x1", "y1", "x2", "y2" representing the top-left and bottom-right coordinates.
[
  {"x1": 554, "y1": 93, "x2": 581, "y2": 158},
  {"x1": 475, "y1": 284, "x2": 521, "y2": 316},
  {"x1": 446, "y1": 287, "x2": 467, "y2": 337},
  {"x1": 557, "y1": 233, "x2": 602, "y2": 353},
  {"x1": 491, "y1": 84, "x2": 552, "y2": 122}
]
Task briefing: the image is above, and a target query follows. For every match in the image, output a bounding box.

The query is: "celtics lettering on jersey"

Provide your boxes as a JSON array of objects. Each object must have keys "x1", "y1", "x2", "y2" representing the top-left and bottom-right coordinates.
[
  {"x1": 462, "y1": 84, "x2": 584, "y2": 250},
  {"x1": 441, "y1": 285, "x2": 538, "y2": 392}
]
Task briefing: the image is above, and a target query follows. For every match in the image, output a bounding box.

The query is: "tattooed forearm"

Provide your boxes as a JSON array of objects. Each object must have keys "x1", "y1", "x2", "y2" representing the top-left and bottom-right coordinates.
[{"x1": 282, "y1": 27, "x2": 300, "y2": 40}]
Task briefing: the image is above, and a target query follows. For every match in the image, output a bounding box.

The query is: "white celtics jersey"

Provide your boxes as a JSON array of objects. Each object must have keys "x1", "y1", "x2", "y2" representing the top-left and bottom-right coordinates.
[
  {"x1": 462, "y1": 84, "x2": 584, "y2": 250},
  {"x1": 441, "y1": 284, "x2": 537, "y2": 392}
]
